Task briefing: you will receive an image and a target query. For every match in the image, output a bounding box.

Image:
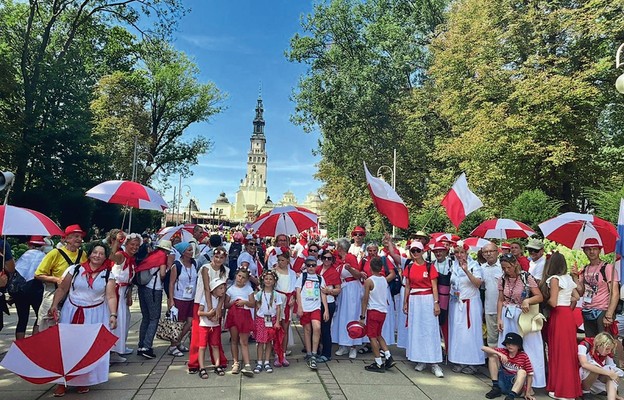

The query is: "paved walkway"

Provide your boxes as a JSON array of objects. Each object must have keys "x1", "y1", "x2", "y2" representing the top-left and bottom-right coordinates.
[{"x1": 0, "y1": 302, "x2": 598, "y2": 400}]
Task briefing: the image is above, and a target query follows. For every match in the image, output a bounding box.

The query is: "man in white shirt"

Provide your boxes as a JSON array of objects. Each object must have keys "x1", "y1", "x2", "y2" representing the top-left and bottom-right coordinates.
[
  {"x1": 526, "y1": 239, "x2": 546, "y2": 282},
  {"x1": 480, "y1": 242, "x2": 503, "y2": 347}
]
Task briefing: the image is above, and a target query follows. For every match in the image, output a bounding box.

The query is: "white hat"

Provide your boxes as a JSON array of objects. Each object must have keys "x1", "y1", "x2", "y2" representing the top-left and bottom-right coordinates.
[
  {"x1": 409, "y1": 241, "x2": 424, "y2": 250},
  {"x1": 209, "y1": 278, "x2": 226, "y2": 292},
  {"x1": 156, "y1": 239, "x2": 173, "y2": 252}
]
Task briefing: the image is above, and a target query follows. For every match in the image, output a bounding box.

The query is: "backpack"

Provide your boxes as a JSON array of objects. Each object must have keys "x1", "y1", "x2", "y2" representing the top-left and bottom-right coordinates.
[
  {"x1": 403, "y1": 260, "x2": 432, "y2": 281},
  {"x1": 592, "y1": 263, "x2": 624, "y2": 314},
  {"x1": 301, "y1": 271, "x2": 324, "y2": 292},
  {"x1": 381, "y1": 256, "x2": 402, "y2": 297},
  {"x1": 133, "y1": 249, "x2": 167, "y2": 287},
  {"x1": 228, "y1": 242, "x2": 243, "y2": 281},
  {"x1": 69, "y1": 264, "x2": 111, "y2": 290},
  {"x1": 162, "y1": 259, "x2": 196, "y2": 298},
  {"x1": 502, "y1": 271, "x2": 532, "y2": 298}
]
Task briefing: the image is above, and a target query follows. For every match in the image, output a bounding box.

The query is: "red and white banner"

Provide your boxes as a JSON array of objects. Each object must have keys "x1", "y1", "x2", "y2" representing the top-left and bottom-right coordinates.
[
  {"x1": 441, "y1": 173, "x2": 483, "y2": 229},
  {"x1": 363, "y1": 162, "x2": 409, "y2": 229}
]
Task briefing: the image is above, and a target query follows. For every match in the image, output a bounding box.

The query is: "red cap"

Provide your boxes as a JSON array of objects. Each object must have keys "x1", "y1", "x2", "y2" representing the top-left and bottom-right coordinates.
[
  {"x1": 29, "y1": 236, "x2": 46, "y2": 245},
  {"x1": 351, "y1": 226, "x2": 366, "y2": 237},
  {"x1": 64, "y1": 224, "x2": 86, "y2": 238},
  {"x1": 581, "y1": 238, "x2": 603, "y2": 249},
  {"x1": 501, "y1": 242, "x2": 511, "y2": 249}
]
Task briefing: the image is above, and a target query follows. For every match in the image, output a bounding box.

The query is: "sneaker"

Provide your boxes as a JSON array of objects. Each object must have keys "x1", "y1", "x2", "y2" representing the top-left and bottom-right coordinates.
[
  {"x1": 317, "y1": 355, "x2": 330, "y2": 363},
  {"x1": 241, "y1": 364, "x2": 254, "y2": 377},
  {"x1": 335, "y1": 346, "x2": 348, "y2": 356},
  {"x1": 414, "y1": 362, "x2": 426, "y2": 372},
  {"x1": 348, "y1": 348, "x2": 357, "y2": 359},
  {"x1": 109, "y1": 352, "x2": 127, "y2": 363},
  {"x1": 431, "y1": 364, "x2": 444, "y2": 378},
  {"x1": 485, "y1": 386, "x2": 502, "y2": 399},
  {"x1": 384, "y1": 356, "x2": 396, "y2": 369},
  {"x1": 285, "y1": 350, "x2": 292, "y2": 356},
  {"x1": 364, "y1": 362, "x2": 385, "y2": 373},
  {"x1": 168, "y1": 346, "x2": 184, "y2": 357},
  {"x1": 140, "y1": 348, "x2": 156, "y2": 359},
  {"x1": 461, "y1": 365, "x2": 477, "y2": 375},
  {"x1": 304, "y1": 354, "x2": 312, "y2": 361},
  {"x1": 307, "y1": 356, "x2": 318, "y2": 370},
  {"x1": 53, "y1": 385, "x2": 66, "y2": 397}
]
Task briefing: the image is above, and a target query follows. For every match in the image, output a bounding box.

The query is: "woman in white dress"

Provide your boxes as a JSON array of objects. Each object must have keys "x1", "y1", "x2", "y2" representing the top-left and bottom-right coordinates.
[
  {"x1": 49, "y1": 242, "x2": 117, "y2": 397},
  {"x1": 109, "y1": 231, "x2": 142, "y2": 361},
  {"x1": 448, "y1": 243, "x2": 485, "y2": 374}
]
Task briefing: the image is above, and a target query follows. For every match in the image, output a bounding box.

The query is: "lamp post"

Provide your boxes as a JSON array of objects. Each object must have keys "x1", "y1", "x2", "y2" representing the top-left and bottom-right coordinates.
[
  {"x1": 178, "y1": 184, "x2": 191, "y2": 224},
  {"x1": 376, "y1": 148, "x2": 397, "y2": 238},
  {"x1": 129, "y1": 137, "x2": 156, "y2": 232},
  {"x1": 616, "y1": 44, "x2": 624, "y2": 94}
]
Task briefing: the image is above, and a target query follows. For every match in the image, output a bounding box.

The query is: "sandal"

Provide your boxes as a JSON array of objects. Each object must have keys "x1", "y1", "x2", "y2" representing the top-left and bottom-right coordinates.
[
  {"x1": 253, "y1": 363, "x2": 262, "y2": 374},
  {"x1": 231, "y1": 362, "x2": 240, "y2": 374},
  {"x1": 215, "y1": 366, "x2": 225, "y2": 376},
  {"x1": 199, "y1": 368, "x2": 209, "y2": 379},
  {"x1": 357, "y1": 345, "x2": 372, "y2": 354},
  {"x1": 168, "y1": 346, "x2": 184, "y2": 357},
  {"x1": 188, "y1": 368, "x2": 198, "y2": 374},
  {"x1": 177, "y1": 344, "x2": 189, "y2": 352},
  {"x1": 264, "y1": 363, "x2": 273, "y2": 373}
]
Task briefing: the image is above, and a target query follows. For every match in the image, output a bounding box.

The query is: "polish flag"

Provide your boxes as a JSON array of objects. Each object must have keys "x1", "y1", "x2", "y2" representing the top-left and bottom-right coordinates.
[
  {"x1": 363, "y1": 162, "x2": 409, "y2": 229},
  {"x1": 441, "y1": 173, "x2": 483, "y2": 229},
  {"x1": 616, "y1": 198, "x2": 624, "y2": 278}
]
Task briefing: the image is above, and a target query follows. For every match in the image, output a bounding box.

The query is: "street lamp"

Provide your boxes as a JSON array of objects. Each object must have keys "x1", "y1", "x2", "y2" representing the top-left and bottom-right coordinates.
[
  {"x1": 179, "y1": 185, "x2": 191, "y2": 224},
  {"x1": 376, "y1": 148, "x2": 397, "y2": 238},
  {"x1": 616, "y1": 43, "x2": 624, "y2": 94},
  {"x1": 128, "y1": 137, "x2": 156, "y2": 232}
]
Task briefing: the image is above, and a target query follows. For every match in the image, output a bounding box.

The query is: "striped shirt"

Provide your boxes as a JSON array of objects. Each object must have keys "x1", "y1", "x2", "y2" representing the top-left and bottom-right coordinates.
[{"x1": 495, "y1": 348, "x2": 534, "y2": 375}]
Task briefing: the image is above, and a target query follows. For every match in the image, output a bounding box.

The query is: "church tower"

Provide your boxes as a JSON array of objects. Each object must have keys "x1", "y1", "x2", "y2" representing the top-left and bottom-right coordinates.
[{"x1": 233, "y1": 97, "x2": 269, "y2": 221}]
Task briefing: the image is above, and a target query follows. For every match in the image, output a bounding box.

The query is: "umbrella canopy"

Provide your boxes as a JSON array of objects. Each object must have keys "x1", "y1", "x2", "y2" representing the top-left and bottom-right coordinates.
[
  {"x1": 157, "y1": 225, "x2": 194, "y2": 242},
  {"x1": 462, "y1": 237, "x2": 493, "y2": 251},
  {"x1": 0, "y1": 205, "x2": 63, "y2": 236},
  {"x1": 0, "y1": 323, "x2": 117, "y2": 385},
  {"x1": 86, "y1": 180, "x2": 168, "y2": 211},
  {"x1": 250, "y1": 206, "x2": 318, "y2": 237},
  {"x1": 539, "y1": 212, "x2": 619, "y2": 254},
  {"x1": 470, "y1": 218, "x2": 535, "y2": 239}
]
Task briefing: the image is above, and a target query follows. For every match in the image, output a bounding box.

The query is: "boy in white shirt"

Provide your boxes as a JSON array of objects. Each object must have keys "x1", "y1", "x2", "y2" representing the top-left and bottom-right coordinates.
[
  {"x1": 197, "y1": 278, "x2": 227, "y2": 379},
  {"x1": 296, "y1": 256, "x2": 329, "y2": 370}
]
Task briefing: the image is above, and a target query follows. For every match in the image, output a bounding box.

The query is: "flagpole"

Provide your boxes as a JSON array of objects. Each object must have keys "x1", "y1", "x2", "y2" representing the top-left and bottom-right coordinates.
[{"x1": 392, "y1": 148, "x2": 397, "y2": 238}]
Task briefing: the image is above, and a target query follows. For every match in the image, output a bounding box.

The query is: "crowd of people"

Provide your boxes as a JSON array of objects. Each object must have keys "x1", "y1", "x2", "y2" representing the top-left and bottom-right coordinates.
[{"x1": 1, "y1": 224, "x2": 624, "y2": 400}]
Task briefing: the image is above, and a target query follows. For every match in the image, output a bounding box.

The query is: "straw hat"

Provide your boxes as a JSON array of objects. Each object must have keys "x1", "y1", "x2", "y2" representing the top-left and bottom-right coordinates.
[
  {"x1": 155, "y1": 239, "x2": 173, "y2": 252},
  {"x1": 518, "y1": 304, "x2": 546, "y2": 336}
]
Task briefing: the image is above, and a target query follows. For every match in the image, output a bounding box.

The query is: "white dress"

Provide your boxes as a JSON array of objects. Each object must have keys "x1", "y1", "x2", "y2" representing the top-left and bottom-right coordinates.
[
  {"x1": 59, "y1": 265, "x2": 114, "y2": 386},
  {"x1": 331, "y1": 265, "x2": 363, "y2": 347},
  {"x1": 395, "y1": 283, "x2": 408, "y2": 349},
  {"x1": 111, "y1": 258, "x2": 133, "y2": 354},
  {"x1": 448, "y1": 259, "x2": 485, "y2": 366}
]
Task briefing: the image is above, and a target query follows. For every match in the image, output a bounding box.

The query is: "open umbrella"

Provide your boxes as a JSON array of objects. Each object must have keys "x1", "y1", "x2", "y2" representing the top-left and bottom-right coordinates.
[
  {"x1": 470, "y1": 218, "x2": 535, "y2": 239},
  {"x1": 0, "y1": 323, "x2": 117, "y2": 384},
  {"x1": 250, "y1": 206, "x2": 318, "y2": 237},
  {"x1": 462, "y1": 237, "x2": 493, "y2": 251},
  {"x1": 157, "y1": 225, "x2": 194, "y2": 242},
  {"x1": 85, "y1": 180, "x2": 168, "y2": 211},
  {"x1": 539, "y1": 212, "x2": 619, "y2": 254},
  {"x1": 0, "y1": 205, "x2": 63, "y2": 236}
]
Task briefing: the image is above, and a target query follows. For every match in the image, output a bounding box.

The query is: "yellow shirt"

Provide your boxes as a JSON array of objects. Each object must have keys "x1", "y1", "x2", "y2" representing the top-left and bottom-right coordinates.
[{"x1": 35, "y1": 246, "x2": 87, "y2": 278}]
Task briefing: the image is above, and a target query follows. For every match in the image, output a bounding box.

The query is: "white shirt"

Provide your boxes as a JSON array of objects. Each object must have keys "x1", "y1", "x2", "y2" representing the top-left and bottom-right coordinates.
[
  {"x1": 529, "y1": 256, "x2": 546, "y2": 281},
  {"x1": 450, "y1": 259, "x2": 483, "y2": 300},
  {"x1": 238, "y1": 252, "x2": 260, "y2": 279},
  {"x1": 199, "y1": 294, "x2": 220, "y2": 327},
  {"x1": 194, "y1": 264, "x2": 229, "y2": 304},
  {"x1": 368, "y1": 275, "x2": 388, "y2": 313},
  {"x1": 15, "y1": 249, "x2": 46, "y2": 281},
  {"x1": 296, "y1": 273, "x2": 326, "y2": 312},
  {"x1": 172, "y1": 262, "x2": 198, "y2": 301},
  {"x1": 255, "y1": 290, "x2": 283, "y2": 317},
  {"x1": 434, "y1": 257, "x2": 452, "y2": 276},
  {"x1": 481, "y1": 261, "x2": 503, "y2": 314},
  {"x1": 226, "y1": 284, "x2": 254, "y2": 310},
  {"x1": 546, "y1": 274, "x2": 576, "y2": 306}
]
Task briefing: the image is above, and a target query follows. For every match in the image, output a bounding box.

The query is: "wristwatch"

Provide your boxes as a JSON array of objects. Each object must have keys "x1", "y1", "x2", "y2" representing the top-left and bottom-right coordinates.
[{"x1": 359, "y1": 315, "x2": 365, "y2": 320}]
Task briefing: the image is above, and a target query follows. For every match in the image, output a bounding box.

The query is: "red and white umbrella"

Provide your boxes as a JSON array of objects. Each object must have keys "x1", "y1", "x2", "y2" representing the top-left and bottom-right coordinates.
[
  {"x1": 0, "y1": 205, "x2": 63, "y2": 236},
  {"x1": 157, "y1": 225, "x2": 194, "y2": 242},
  {"x1": 539, "y1": 212, "x2": 619, "y2": 254},
  {"x1": 0, "y1": 323, "x2": 117, "y2": 385},
  {"x1": 462, "y1": 237, "x2": 493, "y2": 251},
  {"x1": 470, "y1": 218, "x2": 535, "y2": 239},
  {"x1": 250, "y1": 206, "x2": 318, "y2": 237},
  {"x1": 86, "y1": 180, "x2": 168, "y2": 211}
]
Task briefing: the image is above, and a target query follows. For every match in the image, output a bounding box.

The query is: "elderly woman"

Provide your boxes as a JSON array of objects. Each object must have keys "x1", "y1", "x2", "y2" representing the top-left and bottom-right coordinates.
[
  {"x1": 108, "y1": 230, "x2": 142, "y2": 362},
  {"x1": 448, "y1": 243, "x2": 484, "y2": 374},
  {"x1": 332, "y1": 238, "x2": 364, "y2": 359},
  {"x1": 317, "y1": 248, "x2": 341, "y2": 363},
  {"x1": 48, "y1": 242, "x2": 117, "y2": 397},
  {"x1": 497, "y1": 253, "x2": 545, "y2": 389},
  {"x1": 167, "y1": 242, "x2": 198, "y2": 357}
]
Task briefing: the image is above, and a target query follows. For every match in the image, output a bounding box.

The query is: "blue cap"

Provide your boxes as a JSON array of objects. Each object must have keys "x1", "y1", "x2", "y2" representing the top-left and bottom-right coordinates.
[{"x1": 305, "y1": 255, "x2": 317, "y2": 263}]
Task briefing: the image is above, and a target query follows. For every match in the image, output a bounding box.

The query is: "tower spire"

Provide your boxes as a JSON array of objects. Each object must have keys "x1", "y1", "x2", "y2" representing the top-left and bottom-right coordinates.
[{"x1": 253, "y1": 95, "x2": 265, "y2": 138}]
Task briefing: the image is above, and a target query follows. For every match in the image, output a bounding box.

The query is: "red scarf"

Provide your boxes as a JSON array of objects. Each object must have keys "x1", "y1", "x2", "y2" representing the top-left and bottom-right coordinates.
[
  {"x1": 583, "y1": 338, "x2": 613, "y2": 367},
  {"x1": 80, "y1": 260, "x2": 111, "y2": 289}
]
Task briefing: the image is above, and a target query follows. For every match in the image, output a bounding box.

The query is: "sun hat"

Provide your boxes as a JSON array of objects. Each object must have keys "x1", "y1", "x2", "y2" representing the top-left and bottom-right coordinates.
[
  {"x1": 155, "y1": 239, "x2": 173, "y2": 252},
  {"x1": 64, "y1": 224, "x2": 86, "y2": 238},
  {"x1": 413, "y1": 230, "x2": 429, "y2": 240},
  {"x1": 526, "y1": 239, "x2": 544, "y2": 250},
  {"x1": 409, "y1": 241, "x2": 424, "y2": 250},
  {"x1": 209, "y1": 278, "x2": 226, "y2": 292},
  {"x1": 517, "y1": 304, "x2": 546, "y2": 336},
  {"x1": 431, "y1": 241, "x2": 447, "y2": 251},
  {"x1": 347, "y1": 321, "x2": 366, "y2": 339},
  {"x1": 581, "y1": 238, "x2": 603, "y2": 249},
  {"x1": 500, "y1": 242, "x2": 511, "y2": 250}
]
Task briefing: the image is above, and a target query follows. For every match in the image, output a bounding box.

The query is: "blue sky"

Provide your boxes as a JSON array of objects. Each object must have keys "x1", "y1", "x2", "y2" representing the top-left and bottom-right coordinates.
[{"x1": 163, "y1": 0, "x2": 321, "y2": 213}]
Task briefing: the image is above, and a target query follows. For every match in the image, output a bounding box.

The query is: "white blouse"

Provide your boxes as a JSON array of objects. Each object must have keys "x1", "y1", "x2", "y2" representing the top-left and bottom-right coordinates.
[{"x1": 546, "y1": 274, "x2": 576, "y2": 306}]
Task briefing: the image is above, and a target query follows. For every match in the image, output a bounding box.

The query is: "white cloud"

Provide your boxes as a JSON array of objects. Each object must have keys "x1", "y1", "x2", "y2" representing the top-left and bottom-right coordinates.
[{"x1": 179, "y1": 34, "x2": 255, "y2": 54}]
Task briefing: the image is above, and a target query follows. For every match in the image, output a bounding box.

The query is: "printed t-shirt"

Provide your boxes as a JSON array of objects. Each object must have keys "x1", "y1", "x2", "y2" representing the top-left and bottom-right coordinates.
[{"x1": 296, "y1": 273, "x2": 326, "y2": 312}]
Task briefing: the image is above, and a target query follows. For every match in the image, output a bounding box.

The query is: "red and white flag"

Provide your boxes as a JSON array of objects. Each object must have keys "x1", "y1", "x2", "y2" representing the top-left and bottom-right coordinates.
[
  {"x1": 441, "y1": 173, "x2": 483, "y2": 229},
  {"x1": 363, "y1": 162, "x2": 409, "y2": 229}
]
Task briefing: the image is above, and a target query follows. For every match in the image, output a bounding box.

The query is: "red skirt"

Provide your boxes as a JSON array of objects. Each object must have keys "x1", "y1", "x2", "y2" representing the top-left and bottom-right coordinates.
[
  {"x1": 254, "y1": 315, "x2": 277, "y2": 343},
  {"x1": 224, "y1": 306, "x2": 254, "y2": 334},
  {"x1": 547, "y1": 306, "x2": 582, "y2": 398}
]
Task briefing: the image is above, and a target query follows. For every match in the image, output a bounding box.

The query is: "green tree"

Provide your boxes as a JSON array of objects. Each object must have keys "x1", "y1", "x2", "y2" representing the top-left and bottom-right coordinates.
[
  {"x1": 91, "y1": 40, "x2": 226, "y2": 185},
  {"x1": 428, "y1": 0, "x2": 624, "y2": 212},
  {"x1": 503, "y1": 189, "x2": 564, "y2": 234}
]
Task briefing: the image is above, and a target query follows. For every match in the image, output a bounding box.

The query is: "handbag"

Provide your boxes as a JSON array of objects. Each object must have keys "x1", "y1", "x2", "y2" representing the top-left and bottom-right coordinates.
[
  {"x1": 7, "y1": 271, "x2": 27, "y2": 297},
  {"x1": 156, "y1": 311, "x2": 183, "y2": 342}
]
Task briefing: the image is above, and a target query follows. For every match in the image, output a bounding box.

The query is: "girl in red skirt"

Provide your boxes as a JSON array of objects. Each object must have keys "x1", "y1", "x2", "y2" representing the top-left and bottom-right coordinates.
[
  {"x1": 225, "y1": 268, "x2": 255, "y2": 377},
  {"x1": 540, "y1": 252, "x2": 582, "y2": 399},
  {"x1": 252, "y1": 270, "x2": 282, "y2": 374}
]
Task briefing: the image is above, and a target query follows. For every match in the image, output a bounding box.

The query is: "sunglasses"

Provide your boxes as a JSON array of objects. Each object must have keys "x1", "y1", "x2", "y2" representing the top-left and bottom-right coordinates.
[
  {"x1": 306, "y1": 263, "x2": 317, "y2": 268},
  {"x1": 353, "y1": 233, "x2": 365, "y2": 237},
  {"x1": 246, "y1": 242, "x2": 256, "y2": 246},
  {"x1": 410, "y1": 248, "x2": 422, "y2": 254},
  {"x1": 308, "y1": 249, "x2": 319, "y2": 252},
  {"x1": 499, "y1": 254, "x2": 517, "y2": 263},
  {"x1": 322, "y1": 256, "x2": 333, "y2": 261},
  {"x1": 528, "y1": 248, "x2": 540, "y2": 253}
]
